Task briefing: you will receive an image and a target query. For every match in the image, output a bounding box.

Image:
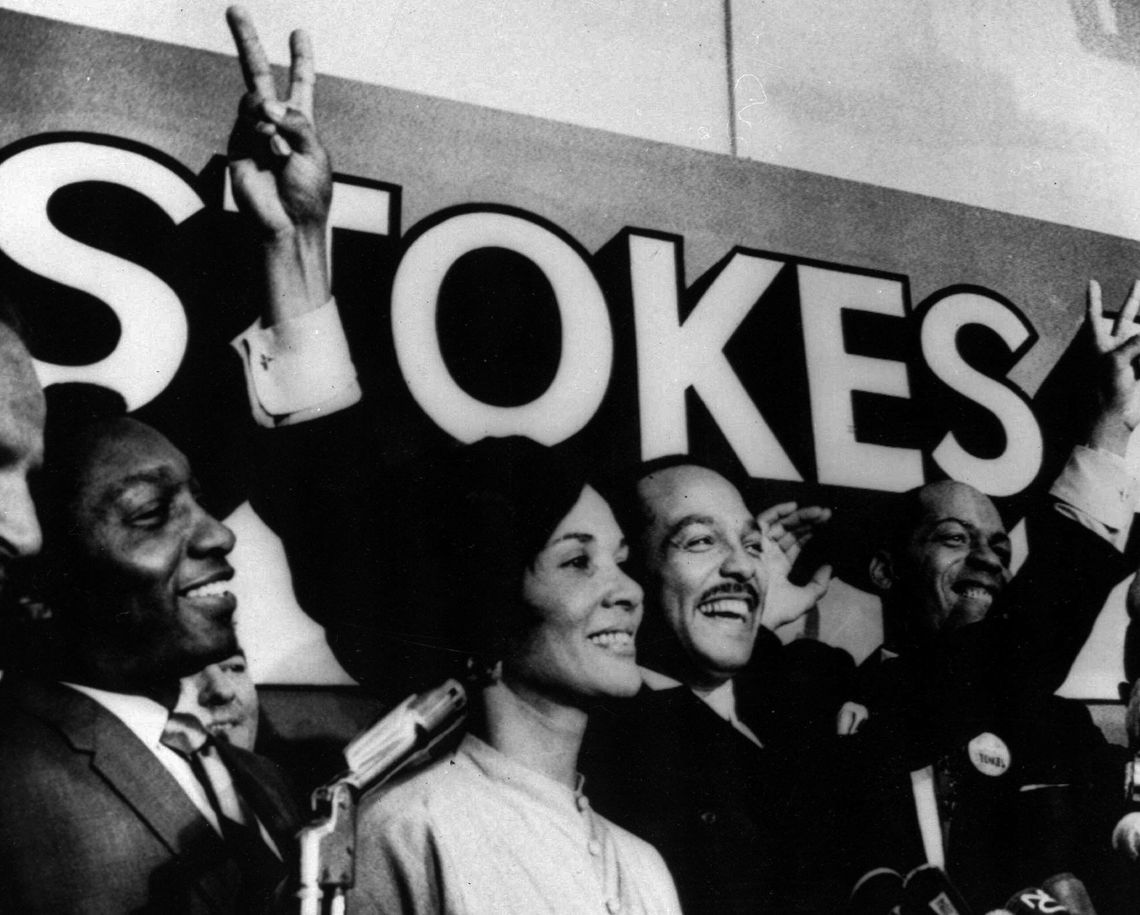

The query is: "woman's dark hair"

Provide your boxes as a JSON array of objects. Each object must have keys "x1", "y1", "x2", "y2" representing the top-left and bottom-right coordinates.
[{"x1": 408, "y1": 436, "x2": 589, "y2": 672}]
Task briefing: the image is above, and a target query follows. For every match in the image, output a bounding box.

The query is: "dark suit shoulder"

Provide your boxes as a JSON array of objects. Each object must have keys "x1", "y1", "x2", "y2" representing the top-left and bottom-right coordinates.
[{"x1": 0, "y1": 679, "x2": 95, "y2": 778}]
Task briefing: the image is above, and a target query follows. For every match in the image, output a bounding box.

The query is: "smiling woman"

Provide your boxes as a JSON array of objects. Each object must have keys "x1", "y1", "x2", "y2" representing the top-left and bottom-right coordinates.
[{"x1": 347, "y1": 436, "x2": 682, "y2": 915}]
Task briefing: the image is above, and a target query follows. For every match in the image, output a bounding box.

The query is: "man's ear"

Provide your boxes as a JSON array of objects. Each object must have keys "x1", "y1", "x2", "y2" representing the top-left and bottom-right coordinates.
[{"x1": 869, "y1": 550, "x2": 895, "y2": 592}]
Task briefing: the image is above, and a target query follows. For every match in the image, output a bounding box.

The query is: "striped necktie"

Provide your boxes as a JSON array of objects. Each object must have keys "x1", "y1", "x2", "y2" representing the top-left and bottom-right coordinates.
[
  {"x1": 161, "y1": 712, "x2": 284, "y2": 909},
  {"x1": 160, "y1": 711, "x2": 256, "y2": 831}
]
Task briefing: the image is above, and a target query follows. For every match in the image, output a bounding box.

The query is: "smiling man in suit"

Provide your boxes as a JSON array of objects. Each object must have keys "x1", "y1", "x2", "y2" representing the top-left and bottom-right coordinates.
[
  {"x1": 0, "y1": 415, "x2": 302, "y2": 914},
  {"x1": 0, "y1": 6, "x2": 317, "y2": 911},
  {"x1": 579, "y1": 459, "x2": 854, "y2": 915}
]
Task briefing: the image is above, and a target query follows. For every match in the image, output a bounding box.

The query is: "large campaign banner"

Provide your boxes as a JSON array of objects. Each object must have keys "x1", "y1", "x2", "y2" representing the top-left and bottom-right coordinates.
[{"x1": 0, "y1": 9, "x2": 1136, "y2": 696}]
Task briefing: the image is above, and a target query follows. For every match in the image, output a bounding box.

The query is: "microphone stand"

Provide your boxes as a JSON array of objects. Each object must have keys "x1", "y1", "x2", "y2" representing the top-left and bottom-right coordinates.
[{"x1": 296, "y1": 680, "x2": 467, "y2": 915}]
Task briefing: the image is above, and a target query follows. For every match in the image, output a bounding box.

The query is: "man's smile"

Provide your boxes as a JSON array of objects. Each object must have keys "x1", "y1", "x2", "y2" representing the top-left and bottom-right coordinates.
[{"x1": 697, "y1": 584, "x2": 758, "y2": 623}]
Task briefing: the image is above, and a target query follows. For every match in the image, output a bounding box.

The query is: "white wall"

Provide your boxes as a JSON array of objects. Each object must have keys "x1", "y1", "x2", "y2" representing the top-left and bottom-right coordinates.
[{"x1": 5, "y1": 0, "x2": 1139, "y2": 240}]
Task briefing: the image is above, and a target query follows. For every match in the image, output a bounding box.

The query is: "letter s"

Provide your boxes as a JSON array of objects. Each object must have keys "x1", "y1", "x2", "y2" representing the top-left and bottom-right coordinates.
[
  {"x1": 0, "y1": 137, "x2": 203, "y2": 409},
  {"x1": 921, "y1": 287, "x2": 1043, "y2": 498}
]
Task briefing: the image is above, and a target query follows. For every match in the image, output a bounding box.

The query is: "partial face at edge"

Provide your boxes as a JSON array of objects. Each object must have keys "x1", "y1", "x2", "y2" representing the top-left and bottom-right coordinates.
[
  {"x1": 69, "y1": 419, "x2": 238, "y2": 679},
  {"x1": 636, "y1": 465, "x2": 766, "y2": 690},
  {"x1": 507, "y1": 485, "x2": 644, "y2": 704},
  {"x1": 0, "y1": 326, "x2": 44, "y2": 597}
]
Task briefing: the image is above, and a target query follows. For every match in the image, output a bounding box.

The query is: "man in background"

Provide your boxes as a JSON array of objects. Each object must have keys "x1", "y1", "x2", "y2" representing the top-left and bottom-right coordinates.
[
  {"x1": 852, "y1": 282, "x2": 1140, "y2": 912},
  {"x1": 178, "y1": 650, "x2": 260, "y2": 752}
]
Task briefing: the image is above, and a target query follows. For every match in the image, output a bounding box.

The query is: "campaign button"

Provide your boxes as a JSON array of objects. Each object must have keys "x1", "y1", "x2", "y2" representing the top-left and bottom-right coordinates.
[{"x1": 967, "y1": 732, "x2": 1010, "y2": 777}]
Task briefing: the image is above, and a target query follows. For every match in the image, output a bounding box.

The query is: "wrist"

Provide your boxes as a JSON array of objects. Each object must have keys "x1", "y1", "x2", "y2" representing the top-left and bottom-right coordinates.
[
  {"x1": 1087, "y1": 413, "x2": 1134, "y2": 458},
  {"x1": 261, "y1": 221, "x2": 325, "y2": 249},
  {"x1": 261, "y1": 227, "x2": 330, "y2": 325}
]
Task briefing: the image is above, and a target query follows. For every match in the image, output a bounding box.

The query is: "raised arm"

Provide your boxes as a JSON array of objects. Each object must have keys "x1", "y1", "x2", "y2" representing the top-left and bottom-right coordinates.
[
  {"x1": 1085, "y1": 278, "x2": 1140, "y2": 457},
  {"x1": 226, "y1": 4, "x2": 332, "y2": 326}
]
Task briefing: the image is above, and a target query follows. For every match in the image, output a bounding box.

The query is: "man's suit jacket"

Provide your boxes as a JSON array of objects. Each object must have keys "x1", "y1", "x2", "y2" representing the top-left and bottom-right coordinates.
[
  {"x1": 850, "y1": 506, "x2": 1135, "y2": 912},
  {"x1": 581, "y1": 639, "x2": 857, "y2": 915},
  {"x1": 0, "y1": 676, "x2": 303, "y2": 914}
]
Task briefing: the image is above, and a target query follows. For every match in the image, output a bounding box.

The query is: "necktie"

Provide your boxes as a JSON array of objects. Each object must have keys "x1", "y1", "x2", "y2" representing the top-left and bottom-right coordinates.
[
  {"x1": 161, "y1": 712, "x2": 284, "y2": 909},
  {"x1": 161, "y1": 712, "x2": 257, "y2": 832}
]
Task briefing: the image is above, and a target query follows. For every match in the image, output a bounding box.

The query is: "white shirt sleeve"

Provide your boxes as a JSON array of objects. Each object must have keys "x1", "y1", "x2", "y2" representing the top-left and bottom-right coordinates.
[
  {"x1": 230, "y1": 298, "x2": 361, "y2": 427},
  {"x1": 1049, "y1": 444, "x2": 1140, "y2": 551}
]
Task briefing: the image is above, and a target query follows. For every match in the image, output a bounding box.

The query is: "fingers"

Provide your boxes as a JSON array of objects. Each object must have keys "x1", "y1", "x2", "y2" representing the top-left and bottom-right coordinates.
[
  {"x1": 229, "y1": 91, "x2": 276, "y2": 161},
  {"x1": 288, "y1": 29, "x2": 315, "y2": 119},
  {"x1": 756, "y1": 501, "x2": 797, "y2": 527},
  {"x1": 1116, "y1": 333, "x2": 1140, "y2": 368},
  {"x1": 227, "y1": 6, "x2": 278, "y2": 100},
  {"x1": 778, "y1": 505, "x2": 833, "y2": 551},
  {"x1": 784, "y1": 505, "x2": 833, "y2": 533},
  {"x1": 263, "y1": 100, "x2": 321, "y2": 155},
  {"x1": 806, "y1": 563, "x2": 832, "y2": 601},
  {"x1": 1117, "y1": 279, "x2": 1140, "y2": 338},
  {"x1": 1091, "y1": 277, "x2": 1140, "y2": 351},
  {"x1": 233, "y1": 93, "x2": 322, "y2": 163},
  {"x1": 1089, "y1": 279, "x2": 1110, "y2": 350},
  {"x1": 836, "y1": 701, "x2": 868, "y2": 736}
]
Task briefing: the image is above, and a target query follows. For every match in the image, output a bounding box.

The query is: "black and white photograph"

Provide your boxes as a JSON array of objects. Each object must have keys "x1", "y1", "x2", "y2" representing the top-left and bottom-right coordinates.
[{"x1": 0, "y1": 2, "x2": 1139, "y2": 912}]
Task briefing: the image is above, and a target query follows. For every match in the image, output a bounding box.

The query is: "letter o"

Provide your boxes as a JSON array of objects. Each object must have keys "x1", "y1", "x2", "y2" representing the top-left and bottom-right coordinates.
[{"x1": 392, "y1": 211, "x2": 612, "y2": 444}]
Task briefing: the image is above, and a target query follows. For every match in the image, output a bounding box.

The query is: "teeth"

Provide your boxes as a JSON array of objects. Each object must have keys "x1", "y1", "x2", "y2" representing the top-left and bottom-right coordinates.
[
  {"x1": 183, "y1": 580, "x2": 230, "y2": 600},
  {"x1": 588, "y1": 631, "x2": 634, "y2": 651},
  {"x1": 956, "y1": 587, "x2": 992, "y2": 604},
  {"x1": 699, "y1": 598, "x2": 751, "y2": 620}
]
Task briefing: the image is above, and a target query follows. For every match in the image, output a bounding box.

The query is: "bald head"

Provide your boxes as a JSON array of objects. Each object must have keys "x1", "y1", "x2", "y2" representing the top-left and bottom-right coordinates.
[{"x1": 871, "y1": 479, "x2": 1011, "y2": 644}]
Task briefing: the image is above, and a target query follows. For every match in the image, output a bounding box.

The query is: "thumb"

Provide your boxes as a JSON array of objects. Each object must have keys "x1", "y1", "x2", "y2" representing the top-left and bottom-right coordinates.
[{"x1": 805, "y1": 563, "x2": 832, "y2": 602}]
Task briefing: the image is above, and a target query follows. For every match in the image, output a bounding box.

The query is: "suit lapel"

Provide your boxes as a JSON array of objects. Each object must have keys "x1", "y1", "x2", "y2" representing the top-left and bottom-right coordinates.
[
  {"x1": 220, "y1": 742, "x2": 302, "y2": 861},
  {"x1": 6, "y1": 677, "x2": 235, "y2": 913}
]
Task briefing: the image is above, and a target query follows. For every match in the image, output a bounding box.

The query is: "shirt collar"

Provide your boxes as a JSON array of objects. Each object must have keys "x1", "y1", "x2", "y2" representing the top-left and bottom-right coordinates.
[
  {"x1": 640, "y1": 665, "x2": 739, "y2": 721},
  {"x1": 461, "y1": 732, "x2": 586, "y2": 805},
  {"x1": 695, "y1": 679, "x2": 738, "y2": 723},
  {"x1": 61, "y1": 682, "x2": 169, "y2": 750},
  {"x1": 638, "y1": 665, "x2": 682, "y2": 691}
]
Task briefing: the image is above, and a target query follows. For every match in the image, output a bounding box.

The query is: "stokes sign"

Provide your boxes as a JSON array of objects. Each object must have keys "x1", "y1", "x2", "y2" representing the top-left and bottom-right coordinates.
[{"x1": 0, "y1": 133, "x2": 1047, "y2": 503}]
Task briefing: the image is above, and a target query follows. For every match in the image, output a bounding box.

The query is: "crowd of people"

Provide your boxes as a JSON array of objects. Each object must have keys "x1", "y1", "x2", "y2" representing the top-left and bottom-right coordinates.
[{"x1": 1, "y1": 6, "x2": 1140, "y2": 914}]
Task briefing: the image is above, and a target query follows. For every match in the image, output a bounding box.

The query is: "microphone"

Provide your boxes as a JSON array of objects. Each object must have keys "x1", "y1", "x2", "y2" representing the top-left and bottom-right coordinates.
[
  {"x1": 341, "y1": 678, "x2": 467, "y2": 791},
  {"x1": 296, "y1": 679, "x2": 467, "y2": 915},
  {"x1": 1000, "y1": 886, "x2": 1073, "y2": 914},
  {"x1": 1111, "y1": 810, "x2": 1140, "y2": 862},
  {"x1": 901, "y1": 864, "x2": 973, "y2": 915},
  {"x1": 849, "y1": 867, "x2": 904, "y2": 915},
  {"x1": 1040, "y1": 874, "x2": 1095, "y2": 915}
]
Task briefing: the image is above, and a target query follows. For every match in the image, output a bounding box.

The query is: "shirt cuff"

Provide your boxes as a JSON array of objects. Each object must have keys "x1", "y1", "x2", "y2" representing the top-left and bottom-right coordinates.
[
  {"x1": 231, "y1": 298, "x2": 361, "y2": 428},
  {"x1": 1049, "y1": 444, "x2": 1140, "y2": 550}
]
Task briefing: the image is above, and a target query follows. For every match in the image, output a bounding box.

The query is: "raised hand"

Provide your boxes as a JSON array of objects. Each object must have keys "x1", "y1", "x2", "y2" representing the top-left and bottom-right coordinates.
[
  {"x1": 226, "y1": 5, "x2": 331, "y2": 322},
  {"x1": 227, "y1": 5, "x2": 331, "y2": 237},
  {"x1": 756, "y1": 501, "x2": 832, "y2": 566},
  {"x1": 755, "y1": 521, "x2": 832, "y2": 631},
  {"x1": 1087, "y1": 278, "x2": 1140, "y2": 456}
]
